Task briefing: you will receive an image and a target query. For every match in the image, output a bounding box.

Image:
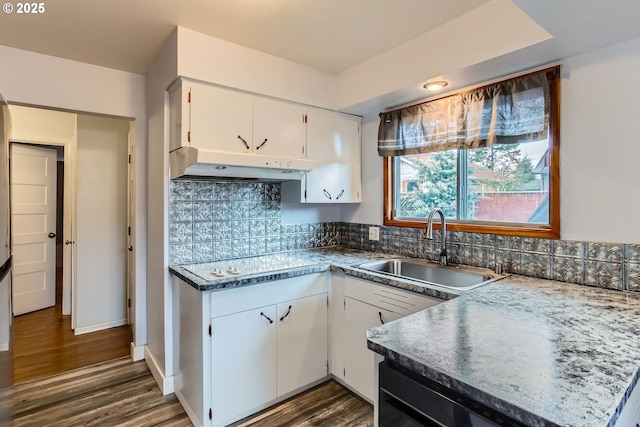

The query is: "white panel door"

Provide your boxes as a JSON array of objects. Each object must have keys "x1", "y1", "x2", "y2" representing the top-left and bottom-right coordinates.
[
  {"x1": 276, "y1": 293, "x2": 328, "y2": 396},
  {"x1": 344, "y1": 297, "x2": 401, "y2": 402},
  {"x1": 211, "y1": 305, "x2": 277, "y2": 426},
  {"x1": 11, "y1": 144, "x2": 57, "y2": 315}
]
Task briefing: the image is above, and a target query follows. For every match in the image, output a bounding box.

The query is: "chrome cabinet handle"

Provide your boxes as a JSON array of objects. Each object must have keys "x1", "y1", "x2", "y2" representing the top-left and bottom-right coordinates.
[
  {"x1": 279, "y1": 305, "x2": 292, "y2": 322},
  {"x1": 237, "y1": 135, "x2": 250, "y2": 150},
  {"x1": 48, "y1": 232, "x2": 56, "y2": 238},
  {"x1": 336, "y1": 190, "x2": 344, "y2": 200},
  {"x1": 260, "y1": 312, "x2": 273, "y2": 324},
  {"x1": 323, "y1": 189, "x2": 332, "y2": 199},
  {"x1": 256, "y1": 138, "x2": 268, "y2": 150},
  {"x1": 379, "y1": 311, "x2": 385, "y2": 325}
]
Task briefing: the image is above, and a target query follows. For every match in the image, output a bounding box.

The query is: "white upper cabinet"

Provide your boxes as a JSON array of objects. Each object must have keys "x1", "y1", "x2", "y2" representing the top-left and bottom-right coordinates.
[
  {"x1": 253, "y1": 97, "x2": 307, "y2": 159},
  {"x1": 304, "y1": 108, "x2": 361, "y2": 203},
  {"x1": 169, "y1": 78, "x2": 306, "y2": 160},
  {"x1": 189, "y1": 81, "x2": 254, "y2": 155}
]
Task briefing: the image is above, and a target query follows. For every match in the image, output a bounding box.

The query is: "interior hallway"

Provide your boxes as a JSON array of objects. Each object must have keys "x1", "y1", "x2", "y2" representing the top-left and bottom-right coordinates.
[{"x1": 12, "y1": 267, "x2": 132, "y2": 384}]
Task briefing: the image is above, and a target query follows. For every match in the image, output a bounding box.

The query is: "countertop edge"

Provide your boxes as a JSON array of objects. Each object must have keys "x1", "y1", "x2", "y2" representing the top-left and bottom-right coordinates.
[{"x1": 169, "y1": 263, "x2": 332, "y2": 291}]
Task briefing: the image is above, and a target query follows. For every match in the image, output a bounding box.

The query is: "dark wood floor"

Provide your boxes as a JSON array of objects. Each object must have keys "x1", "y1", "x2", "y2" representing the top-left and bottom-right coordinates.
[
  {"x1": 10, "y1": 266, "x2": 132, "y2": 384},
  {"x1": 2, "y1": 356, "x2": 373, "y2": 427},
  {"x1": 2, "y1": 356, "x2": 192, "y2": 427},
  {"x1": 235, "y1": 380, "x2": 374, "y2": 427},
  {"x1": 12, "y1": 303, "x2": 132, "y2": 384}
]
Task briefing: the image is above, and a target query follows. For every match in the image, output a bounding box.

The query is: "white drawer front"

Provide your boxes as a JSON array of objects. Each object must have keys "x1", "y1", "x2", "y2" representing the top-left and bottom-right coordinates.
[
  {"x1": 344, "y1": 276, "x2": 441, "y2": 316},
  {"x1": 211, "y1": 272, "x2": 329, "y2": 318}
]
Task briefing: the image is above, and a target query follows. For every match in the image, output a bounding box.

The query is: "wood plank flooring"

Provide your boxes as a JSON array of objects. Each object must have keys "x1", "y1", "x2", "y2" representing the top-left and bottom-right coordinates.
[
  {"x1": 2, "y1": 356, "x2": 373, "y2": 427},
  {"x1": 12, "y1": 303, "x2": 132, "y2": 384},
  {"x1": 234, "y1": 380, "x2": 374, "y2": 427},
  {"x1": 2, "y1": 356, "x2": 191, "y2": 427}
]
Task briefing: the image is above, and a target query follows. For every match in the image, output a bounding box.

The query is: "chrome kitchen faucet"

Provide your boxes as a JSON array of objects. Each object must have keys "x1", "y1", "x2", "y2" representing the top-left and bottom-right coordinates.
[{"x1": 425, "y1": 208, "x2": 447, "y2": 266}]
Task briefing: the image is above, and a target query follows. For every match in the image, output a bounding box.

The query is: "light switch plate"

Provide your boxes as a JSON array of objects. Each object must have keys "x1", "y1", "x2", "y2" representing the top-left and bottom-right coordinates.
[{"x1": 369, "y1": 226, "x2": 380, "y2": 241}]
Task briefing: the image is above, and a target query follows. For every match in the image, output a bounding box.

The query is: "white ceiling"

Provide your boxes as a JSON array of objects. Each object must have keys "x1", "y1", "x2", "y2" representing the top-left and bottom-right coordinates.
[{"x1": 0, "y1": 0, "x2": 489, "y2": 75}]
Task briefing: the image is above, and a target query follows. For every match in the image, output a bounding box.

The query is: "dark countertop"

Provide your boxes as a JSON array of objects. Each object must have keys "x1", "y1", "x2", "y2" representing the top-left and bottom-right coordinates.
[
  {"x1": 169, "y1": 247, "x2": 640, "y2": 427},
  {"x1": 169, "y1": 247, "x2": 462, "y2": 300},
  {"x1": 368, "y1": 274, "x2": 640, "y2": 427}
]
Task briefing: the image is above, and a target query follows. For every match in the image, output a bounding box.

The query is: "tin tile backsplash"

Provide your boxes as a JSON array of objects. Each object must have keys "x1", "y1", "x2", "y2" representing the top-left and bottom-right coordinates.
[
  {"x1": 169, "y1": 179, "x2": 640, "y2": 293},
  {"x1": 169, "y1": 180, "x2": 339, "y2": 264}
]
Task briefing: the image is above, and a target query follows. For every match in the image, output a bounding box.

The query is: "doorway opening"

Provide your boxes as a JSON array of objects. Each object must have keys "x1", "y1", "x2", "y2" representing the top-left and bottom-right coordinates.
[{"x1": 9, "y1": 108, "x2": 134, "y2": 384}]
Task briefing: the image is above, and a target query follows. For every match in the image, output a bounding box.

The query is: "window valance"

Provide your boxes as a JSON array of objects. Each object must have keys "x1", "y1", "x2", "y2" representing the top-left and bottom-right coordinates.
[{"x1": 377, "y1": 69, "x2": 554, "y2": 157}]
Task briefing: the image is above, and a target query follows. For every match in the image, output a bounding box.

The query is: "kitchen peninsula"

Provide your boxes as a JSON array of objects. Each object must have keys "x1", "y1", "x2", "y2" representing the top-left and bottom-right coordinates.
[{"x1": 170, "y1": 247, "x2": 640, "y2": 427}]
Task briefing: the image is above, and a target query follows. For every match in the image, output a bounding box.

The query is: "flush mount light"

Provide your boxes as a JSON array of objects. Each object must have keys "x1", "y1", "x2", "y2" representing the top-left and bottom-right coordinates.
[{"x1": 423, "y1": 81, "x2": 448, "y2": 91}]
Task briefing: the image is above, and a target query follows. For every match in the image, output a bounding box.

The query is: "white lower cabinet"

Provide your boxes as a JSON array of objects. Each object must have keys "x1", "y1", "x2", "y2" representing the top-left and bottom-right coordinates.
[
  {"x1": 340, "y1": 276, "x2": 444, "y2": 403},
  {"x1": 174, "y1": 271, "x2": 442, "y2": 427},
  {"x1": 344, "y1": 296, "x2": 402, "y2": 402},
  {"x1": 210, "y1": 305, "x2": 277, "y2": 424},
  {"x1": 277, "y1": 293, "x2": 329, "y2": 396},
  {"x1": 174, "y1": 272, "x2": 329, "y2": 427}
]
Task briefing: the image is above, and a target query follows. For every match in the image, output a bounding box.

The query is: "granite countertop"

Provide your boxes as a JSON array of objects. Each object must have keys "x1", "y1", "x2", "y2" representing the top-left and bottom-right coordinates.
[
  {"x1": 169, "y1": 247, "x2": 640, "y2": 427},
  {"x1": 368, "y1": 274, "x2": 640, "y2": 427},
  {"x1": 169, "y1": 247, "x2": 462, "y2": 299}
]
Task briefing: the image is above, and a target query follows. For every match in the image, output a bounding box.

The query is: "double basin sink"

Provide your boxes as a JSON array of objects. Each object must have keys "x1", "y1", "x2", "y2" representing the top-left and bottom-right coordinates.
[{"x1": 354, "y1": 258, "x2": 505, "y2": 291}]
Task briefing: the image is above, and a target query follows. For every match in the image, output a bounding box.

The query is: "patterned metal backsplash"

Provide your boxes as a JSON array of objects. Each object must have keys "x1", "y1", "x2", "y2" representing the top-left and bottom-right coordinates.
[
  {"x1": 169, "y1": 179, "x2": 639, "y2": 292},
  {"x1": 169, "y1": 179, "x2": 339, "y2": 264},
  {"x1": 340, "y1": 223, "x2": 640, "y2": 293}
]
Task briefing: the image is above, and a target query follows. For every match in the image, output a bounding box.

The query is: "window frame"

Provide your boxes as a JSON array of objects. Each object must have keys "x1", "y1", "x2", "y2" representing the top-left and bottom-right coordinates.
[{"x1": 383, "y1": 66, "x2": 561, "y2": 238}]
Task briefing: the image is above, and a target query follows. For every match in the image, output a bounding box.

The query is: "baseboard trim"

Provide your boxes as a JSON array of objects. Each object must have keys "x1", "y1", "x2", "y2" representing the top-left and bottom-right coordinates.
[
  {"x1": 74, "y1": 318, "x2": 127, "y2": 335},
  {"x1": 144, "y1": 345, "x2": 175, "y2": 395},
  {"x1": 130, "y1": 343, "x2": 145, "y2": 361},
  {"x1": 175, "y1": 388, "x2": 202, "y2": 427}
]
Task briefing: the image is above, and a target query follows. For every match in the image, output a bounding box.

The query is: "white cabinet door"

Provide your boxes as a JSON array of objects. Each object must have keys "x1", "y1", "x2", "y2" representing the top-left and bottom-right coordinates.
[
  {"x1": 189, "y1": 81, "x2": 254, "y2": 155},
  {"x1": 211, "y1": 305, "x2": 277, "y2": 426},
  {"x1": 276, "y1": 293, "x2": 328, "y2": 396},
  {"x1": 253, "y1": 97, "x2": 306, "y2": 159},
  {"x1": 305, "y1": 109, "x2": 361, "y2": 203},
  {"x1": 344, "y1": 296, "x2": 402, "y2": 402},
  {"x1": 334, "y1": 115, "x2": 361, "y2": 202}
]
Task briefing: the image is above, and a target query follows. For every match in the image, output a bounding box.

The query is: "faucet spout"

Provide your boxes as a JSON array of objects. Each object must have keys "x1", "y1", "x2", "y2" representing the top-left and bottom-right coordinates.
[{"x1": 425, "y1": 208, "x2": 447, "y2": 266}]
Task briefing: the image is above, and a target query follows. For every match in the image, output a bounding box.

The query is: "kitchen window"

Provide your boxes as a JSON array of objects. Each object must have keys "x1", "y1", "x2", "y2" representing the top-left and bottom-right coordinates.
[{"x1": 381, "y1": 66, "x2": 560, "y2": 238}]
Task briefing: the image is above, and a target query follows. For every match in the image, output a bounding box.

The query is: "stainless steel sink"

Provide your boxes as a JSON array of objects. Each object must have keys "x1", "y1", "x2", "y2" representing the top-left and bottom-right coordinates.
[{"x1": 353, "y1": 258, "x2": 505, "y2": 291}]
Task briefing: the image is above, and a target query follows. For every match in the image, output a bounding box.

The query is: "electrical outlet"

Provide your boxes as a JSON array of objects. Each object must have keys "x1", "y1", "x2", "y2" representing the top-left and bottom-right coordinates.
[{"x1": 369, "y1": 226, "x2": 380, "y2": 241}]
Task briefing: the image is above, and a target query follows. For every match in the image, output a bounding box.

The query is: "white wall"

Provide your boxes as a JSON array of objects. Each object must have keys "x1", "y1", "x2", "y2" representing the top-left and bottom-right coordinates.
[
  {"x1": 176, "y1": 27, "x2": 336, "y2": 109},
  {"x1": 560, "y1": 37, "x2": 640, "y2": 244},
  {"x1": 343, "y1": 36, "x2": 640, "y2": 245},
  {"x1": 146, "y1": 30, "x2": 177, "y2": 384},
  {"x1": 0, "y1": 45, "x2": 147, "y2": 348},
  {"x1": 75, "y1": 115, "x2": 129, "y2": 334}
]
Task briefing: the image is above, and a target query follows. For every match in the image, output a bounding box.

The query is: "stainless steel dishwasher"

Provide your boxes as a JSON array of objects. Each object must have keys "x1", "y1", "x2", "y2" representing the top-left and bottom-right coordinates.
[{"x1": 379, "y1": 361, "x2": 527, "y2": 427}]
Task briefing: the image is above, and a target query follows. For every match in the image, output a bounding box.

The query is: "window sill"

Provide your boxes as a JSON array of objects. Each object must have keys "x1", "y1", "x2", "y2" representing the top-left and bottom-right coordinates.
[{"x1": 383, "y1": 218, "x2": 559, "y2": 239}]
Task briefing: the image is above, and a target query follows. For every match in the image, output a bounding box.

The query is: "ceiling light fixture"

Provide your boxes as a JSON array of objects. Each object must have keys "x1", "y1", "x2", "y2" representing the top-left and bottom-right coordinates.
[{"x1": 423, "y1": 80, "x2": 448, "y2": 91}]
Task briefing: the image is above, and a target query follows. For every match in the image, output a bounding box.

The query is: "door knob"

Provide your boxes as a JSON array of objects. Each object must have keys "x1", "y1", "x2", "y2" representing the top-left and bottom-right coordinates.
[{"x1": 48, "y1": 232, "x2": 56, "y2": 238}]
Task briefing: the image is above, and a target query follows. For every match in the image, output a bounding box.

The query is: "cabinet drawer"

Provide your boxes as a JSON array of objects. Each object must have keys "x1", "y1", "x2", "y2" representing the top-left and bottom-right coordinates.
[
  {"x1": 211, "y1": 273, "x2": 329, "y2": 318},
  {"x1": 344, "y1": 276, "x2": 441, "y2": 316}
]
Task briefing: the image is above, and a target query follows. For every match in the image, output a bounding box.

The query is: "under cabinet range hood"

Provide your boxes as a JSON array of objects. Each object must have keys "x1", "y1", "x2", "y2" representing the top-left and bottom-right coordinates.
[{"x1": 169, "y1": 147, "x2": 313, "y2": 180}]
